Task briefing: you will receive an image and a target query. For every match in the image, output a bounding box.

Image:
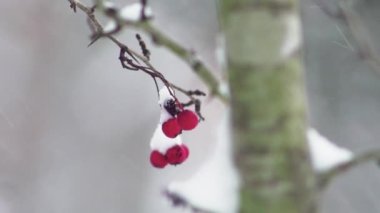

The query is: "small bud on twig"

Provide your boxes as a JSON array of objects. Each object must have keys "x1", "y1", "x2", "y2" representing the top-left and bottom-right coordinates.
[{"x1": 136, "y1": 34, "x2": 151, "y2": 60}]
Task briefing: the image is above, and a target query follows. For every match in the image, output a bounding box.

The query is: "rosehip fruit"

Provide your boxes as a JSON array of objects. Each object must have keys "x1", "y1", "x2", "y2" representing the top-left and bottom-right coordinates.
[
  {"x1": 162, "y1": 118, "x2": 182, "y2": 138},
  {"x1": 150, "y1": 150, "x2": 168, "y2": 168},
  {"x1": 177, "y1": 110, "x2": 198, "y2": 130},
  {"x1": 166, "y1": 144, "x2": 189, "y2": 165}
]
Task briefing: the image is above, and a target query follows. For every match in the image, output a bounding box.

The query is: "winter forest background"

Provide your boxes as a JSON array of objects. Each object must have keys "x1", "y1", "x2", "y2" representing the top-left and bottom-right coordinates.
[{"x1": 0, "y1": 0, "x2": 380, "y2": 212}]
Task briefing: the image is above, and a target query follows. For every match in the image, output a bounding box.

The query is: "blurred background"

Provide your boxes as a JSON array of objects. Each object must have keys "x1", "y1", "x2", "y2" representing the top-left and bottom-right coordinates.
[{"x1": 0, "y1": 0, "x2": 379, "y2": 212}]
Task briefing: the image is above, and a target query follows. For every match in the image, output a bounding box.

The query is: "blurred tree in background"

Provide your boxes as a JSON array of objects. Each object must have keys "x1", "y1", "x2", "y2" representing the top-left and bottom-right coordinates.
[{"x1": 220, "y1": 0, "x2": 316, "y2": 212}]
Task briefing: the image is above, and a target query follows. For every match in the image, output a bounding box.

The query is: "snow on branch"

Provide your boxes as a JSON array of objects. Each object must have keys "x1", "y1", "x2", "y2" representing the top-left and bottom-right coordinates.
[
  {"x1": 318, "y1": 148, "x2": 380, "y2": 188},
  {"x1": 119, "y1": 2, "x2": 152, "y2": 22},
  {"x1": 307, "y1": 129, "x2": 353, "y2": 172},
  {"x1": 307, "y1": 128, "x2": 380, "y2": 188}
]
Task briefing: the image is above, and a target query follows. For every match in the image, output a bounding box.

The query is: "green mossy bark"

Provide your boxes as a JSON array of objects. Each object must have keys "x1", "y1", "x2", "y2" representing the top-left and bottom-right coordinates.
[{"x1": 219, "y1": 0, "x2": 317, "y2": 212}]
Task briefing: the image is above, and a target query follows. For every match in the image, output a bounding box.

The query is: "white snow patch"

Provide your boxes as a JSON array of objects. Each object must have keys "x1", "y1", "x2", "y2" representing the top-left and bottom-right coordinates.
[
  {"x1": 102, "y1": 1, "x2": 116, "y2": 10},
  {"x1": 150, "y1": 124, "x2": 182, "y2": 154},
  {"x1": 167, "y1": 110, "x2": 239, "y2": 213},
  {"x1": 218, "y1": 81, "x2": 230, "y2": 98},
  {"x1": 280, "y1": 13, "x2": 301, "y2": 58},
  {"x1": 307, "y1": 128, "x2": 353, "y2": 172},
  {"x1": 215, "y1": 33, "x2": 227, "y2": 70},
  {"x1": 159, "y1": 109, "x2": 173, "y2": 124},
  {"x1": 103, "y1": 20, "x2": 117, "y2": 34},
  {"x1": 158, "y1": 86, "x2": 174, "y2": 108},
  {"x1": 119, "y1": 2, "x2": 153, "y2": 22},
  {"x1": 157, "y1": 87, "x2": 175, "y2": 123}
]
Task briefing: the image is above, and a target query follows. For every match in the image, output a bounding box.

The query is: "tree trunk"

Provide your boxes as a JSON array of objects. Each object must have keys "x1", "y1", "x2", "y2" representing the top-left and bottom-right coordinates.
[{"x1": 219, "y1": 1, "x2": 317, "y2": 212}]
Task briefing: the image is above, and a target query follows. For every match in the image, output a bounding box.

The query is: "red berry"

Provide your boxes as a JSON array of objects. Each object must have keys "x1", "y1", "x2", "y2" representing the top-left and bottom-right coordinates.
[
  {"x1": 177, "y1": 110, "x2": 198, "y2": 130},
  {"x1": 150, "y1": 150, "x2": 168, "y2": 168},
  {"x1": 181, "y1": 144, "x2": 189, "y2": 160},
  {"x1": 165, "y1": 145, "x2": 189, "y2": 165},
  {"x1": 162, "y1": 118, "x2": 182, "y2": 138}
]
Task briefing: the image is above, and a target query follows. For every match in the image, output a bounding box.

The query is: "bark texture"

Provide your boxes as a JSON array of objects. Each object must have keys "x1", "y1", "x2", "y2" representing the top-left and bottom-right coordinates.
[{"x1": 219, "y1": 1, "x2": 317, "y2": 212}]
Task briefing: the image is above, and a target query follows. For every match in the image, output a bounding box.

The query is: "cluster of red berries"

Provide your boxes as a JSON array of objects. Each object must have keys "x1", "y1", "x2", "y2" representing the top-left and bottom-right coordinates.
[
  {"x1": 150, "y1": 144, "x2": 189, "y2": 168},
  {"x1": 150, "y1": 93, "x2": 200, "y2": 169},
  {"x1": 162, "y1": 109, "x2": 199, "y2": 138}
]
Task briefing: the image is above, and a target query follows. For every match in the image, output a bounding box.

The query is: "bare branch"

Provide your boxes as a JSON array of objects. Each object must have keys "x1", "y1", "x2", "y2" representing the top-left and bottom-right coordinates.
[
  {"x1": 313, "y1": 0, "x2": 344, "y2": 19},
  {"x1": 318, "y1": 149, "x2": 380, "y2": 189},
  {"x1": 70, "y1": 0, "x2": 228, "y2": 104},
  {"x1": 136, "y1": 22, "x2": 228, "y2": 103},
  {"x1": 67, "y1": 0, "x2": 208, "y2": 119},
  {"x1": 338, "y1": 1, "x2": 380, "y2": 73},
  {"x1": 314, "y1": 0, "x2": 380, "y2": 74}
]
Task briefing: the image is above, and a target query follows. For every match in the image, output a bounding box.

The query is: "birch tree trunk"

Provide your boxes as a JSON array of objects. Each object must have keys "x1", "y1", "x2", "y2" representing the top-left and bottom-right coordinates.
[{"x1": 219, "y1": 1, "x2": 317, "y2": 212}]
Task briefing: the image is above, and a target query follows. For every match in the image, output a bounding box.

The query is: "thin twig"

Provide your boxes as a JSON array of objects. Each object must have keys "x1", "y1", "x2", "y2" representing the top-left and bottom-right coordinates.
[
  {"x1": 313, "y1": 0, "x2": 343, "y2": 19},
  {"x1": 140, "y1": 0, "x2": 148, "y2": 21},
  {"x1": 338, "y1": 1, "x2": 380, "y2": 73},
  {"x1": 334, "y1": 24, "x2": 354, "y2": 52},
  {"x1": 68, "y1": 0, "x2": 208, "y2": 117},
  {"x1": 314, "y1": 0, "x2": 380, "y2": 74}
]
